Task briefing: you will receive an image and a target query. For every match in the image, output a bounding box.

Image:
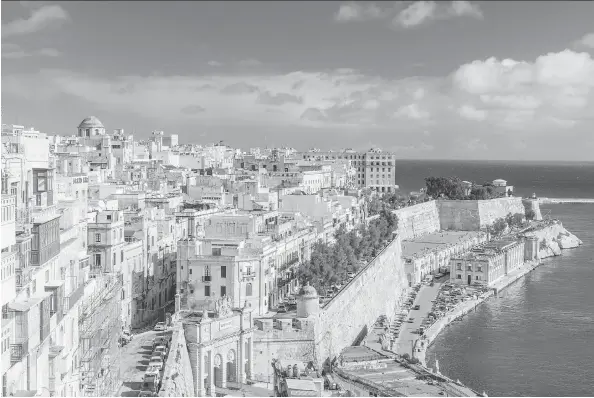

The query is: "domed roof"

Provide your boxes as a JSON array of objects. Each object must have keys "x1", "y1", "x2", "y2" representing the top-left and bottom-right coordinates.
[
  {"x1": 298, "y1": 282, "x2": 318, "y2": 298},
  {"x1": 78, "y1": 116, "x2": 104, "y2": 129}
]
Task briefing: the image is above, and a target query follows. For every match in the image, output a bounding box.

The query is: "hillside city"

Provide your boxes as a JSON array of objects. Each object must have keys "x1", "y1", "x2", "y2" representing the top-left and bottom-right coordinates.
[{"x1": 1, "y1": 118, "x2": 579, "y2": 398}]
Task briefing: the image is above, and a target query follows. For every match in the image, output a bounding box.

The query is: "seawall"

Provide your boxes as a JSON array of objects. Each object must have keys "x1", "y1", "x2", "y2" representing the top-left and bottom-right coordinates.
[
  {"x1": 538, "y1": 198, "x2": 594, "y2": 204},
  {"x1": 314, "y1": 234, "x2": 408, "y2": 366}
]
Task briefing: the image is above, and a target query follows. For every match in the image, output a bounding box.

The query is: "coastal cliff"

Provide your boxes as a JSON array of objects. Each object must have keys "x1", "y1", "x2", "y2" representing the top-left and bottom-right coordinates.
[{"x1": 523, "y1": 221, "x2": 583, "y2": 258}]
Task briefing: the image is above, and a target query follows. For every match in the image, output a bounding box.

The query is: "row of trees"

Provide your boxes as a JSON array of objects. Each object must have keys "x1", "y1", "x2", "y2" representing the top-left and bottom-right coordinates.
[
  {"x1": 424, "y1": 176, "x2": 506, "y2": 200},
  {"x1": 297, "y1": 209, "x2": 399, "y2": 293}
]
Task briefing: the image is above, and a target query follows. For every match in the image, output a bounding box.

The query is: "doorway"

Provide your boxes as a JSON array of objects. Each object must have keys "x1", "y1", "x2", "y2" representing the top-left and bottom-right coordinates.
[{"x1": 467, "y1": 275, "x2": 472, "y2": 285}]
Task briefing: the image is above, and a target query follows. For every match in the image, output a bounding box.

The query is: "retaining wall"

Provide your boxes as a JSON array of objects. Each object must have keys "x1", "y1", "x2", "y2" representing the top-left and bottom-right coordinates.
[
  {"x1": 393, "y1": 201, "x2": 440, "y2": 239},
  {"x1": 314, "y1": 235, "x2": 408, "y2": 365},
  {"x1": 159, "y1": 325, "x2": 195, "y2": 397}
]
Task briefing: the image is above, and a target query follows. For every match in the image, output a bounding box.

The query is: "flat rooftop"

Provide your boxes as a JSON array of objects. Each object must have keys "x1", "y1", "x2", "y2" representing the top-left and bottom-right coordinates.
[
  {"x1": 339, "y1": 358, "x2": 449, "y2": 396},
  {"x1": 402, "y1": 231, "x2": 483, "y2": 258}
]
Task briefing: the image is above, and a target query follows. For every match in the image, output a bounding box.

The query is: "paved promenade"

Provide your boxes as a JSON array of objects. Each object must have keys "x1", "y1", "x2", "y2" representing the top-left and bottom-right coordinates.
[{"x1": 394, "y1": 282, "x2": 443, "y2": 356}]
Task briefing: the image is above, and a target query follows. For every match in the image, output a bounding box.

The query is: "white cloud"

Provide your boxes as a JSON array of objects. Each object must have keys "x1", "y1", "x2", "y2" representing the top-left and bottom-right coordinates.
[
  {"x1": 2, "y1": 43, "x2": 61, "y2": 59},
  {"x1": 574, "y1": 33, "x2": 594, "y2": 49},
  {"x1": 393, "y1": 1, "x2": 437, "y2": 28},
  {"x1": 3, "y1": 50, "x2": 592, "y2": 136},
  {"x1": 458, "y1": 104, "x2": 487, "y2": 121},
  {"x1": 448, "y1": 1, "x2": 483, "y2": 19},
  {"x1": 334, "y1": 2, "x2": 384, "y2": 22},
  {"x1": 392, "y1": 0, "x2": 483, "y2": 28},
  {"x1": 452, "y1": 49, "x2": 594, "y2": 130},
  {"x1": 208, "y1": 60, "x2": 223, "y2": 67},
  {"x1": 2, "y1": 4, "x2": 70, "y2": 37}
]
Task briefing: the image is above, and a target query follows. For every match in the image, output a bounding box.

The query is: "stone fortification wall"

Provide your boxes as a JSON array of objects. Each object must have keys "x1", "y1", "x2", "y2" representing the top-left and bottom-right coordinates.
[
  {"x1": 159, "y1": 324, "x2": 195, "y2": 397},
  {"x1": 437, "y1": 198, "x2": 525, "y2": 231},
  {"x1": 477, "y1": 197, "x2": 526, "y2": 226},
  {"x1": 252, "y1": 328, "x2": 315, "y2": 383},
  {"x1": 393, "y1": 201, "x2": 440, "y2": 239},
  {"x1": 314, "y1": 235, "x2": 407, "y2": 365}
]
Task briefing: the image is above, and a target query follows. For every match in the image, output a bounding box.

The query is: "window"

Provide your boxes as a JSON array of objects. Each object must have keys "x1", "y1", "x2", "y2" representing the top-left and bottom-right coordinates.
[
  {"x1": 95, "y1": 233, "x2": 101, "y2": 243},
  {"x1": 477, "y1": 266, "x2": 483, "y2": 272},
  {"x1": 467, "y1": 265, "x2": 472, "y2": 271},
  {"x1": 221, "y1": 266, "x2": 227, "y2": 278},
  {"x1": 212, "y1": 248, "x2": 221, "y2": 256},
  {"x1": 151, "y1": 236, "x2": 154, "y2": 246},
  {"x1": 45, "y1": 270, "x2": 49, "y2": 282},
  {"x1": 32, "y1": 280, "x2": 37, "y2": 293},
  {"x1": 107, "y1": 215, "x2": 112, "y2": 221},
  {"x1": 220, "y1": 286, "x2": 226, "y2": 297},
  {"x1": 113, "y1": 252, "x2": 116, "y2": 265},
  {"x1": 121, "y1": 251, "x2": 124, "y2": 262},
  {"x1": 189, "y1": 269, "x2": 193, "y2": 275},
  {"x1": 205, "y1": 285, "x2": 211, "y2": 297},
  {"x1": 95, "y1": 253, "x2": 101, "y2": 267},
  {"x1": 456, "y1": 263, "x2": 462, "y2": 270},
  {"x1": 476, "y1": 275, "x2": 481, "y2": 280},
  {"x1": 246, "y1": 283, "x2": 253, "y2": 296},
  {"x1": 457, "y1": 274, "x2": 462, "y2": 279}
]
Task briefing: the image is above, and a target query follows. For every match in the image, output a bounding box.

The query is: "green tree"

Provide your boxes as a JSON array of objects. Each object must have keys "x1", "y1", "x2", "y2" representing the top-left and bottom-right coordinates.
[
  {"x1": 491, "y1": 218, "x2": 507, "y2": 236},
  {"x1": 525, "y1": 209, "x2": 536, "y2": 220}
]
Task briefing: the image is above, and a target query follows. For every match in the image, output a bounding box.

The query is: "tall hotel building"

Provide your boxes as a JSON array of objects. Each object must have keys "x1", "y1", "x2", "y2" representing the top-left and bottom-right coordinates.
[{"x1": 294, "y1": 148, "x2": 397, "y2": 193}]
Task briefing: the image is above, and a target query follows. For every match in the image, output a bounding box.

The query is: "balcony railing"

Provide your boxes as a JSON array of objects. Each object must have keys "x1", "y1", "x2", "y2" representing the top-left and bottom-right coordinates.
[
  {"x1": 201, "y1": 275, "x2": 212, "y2": 282},
  {"x1": 241, "y1": 271, "x2": 256, "y2": 281},
  {"x1": 10, "y1": 341, "x2": 28, "y2": 364}
]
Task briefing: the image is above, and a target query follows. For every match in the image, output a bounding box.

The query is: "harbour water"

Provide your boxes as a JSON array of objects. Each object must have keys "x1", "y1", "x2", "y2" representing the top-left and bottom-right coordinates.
[
  {"x1": 426, "y1": 204, "x2": 594, "y2": 396},
  {"x1": 393, "y1": 160, "x2": 594, "y2": 396}
]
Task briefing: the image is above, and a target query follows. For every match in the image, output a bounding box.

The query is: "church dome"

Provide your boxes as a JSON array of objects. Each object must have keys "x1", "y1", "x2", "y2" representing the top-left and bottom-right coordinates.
[
  {"x1": 78, "y1": 116, "x2": 104, "y2": 129},
  {"x1": 298, "y1": 282, "x2": 318, "y2": 298}
]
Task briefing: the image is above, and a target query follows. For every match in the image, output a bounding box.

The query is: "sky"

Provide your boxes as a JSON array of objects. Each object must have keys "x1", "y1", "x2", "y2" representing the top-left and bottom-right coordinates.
[{"x1": 2, "y1": 1, "x2": 594, "y2": 161}]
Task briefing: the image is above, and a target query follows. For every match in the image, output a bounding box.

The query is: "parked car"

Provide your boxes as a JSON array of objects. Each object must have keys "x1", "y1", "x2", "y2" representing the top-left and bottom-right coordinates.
[
  {"x1": 408, "y1": 317, "x2": 415, "y2": 323},
  {"x1": 153, "y1": 337, "x2": 169, "y2": 349},
  {"x1": 154, "y1": 322, "x2": 167, "y2": 332},
  {"x1": 287, "y1": 296, "x2": 297, "y2": 305},
  {"x1": 154, "y1": 345, "x2": 167, "y2": 357},
  {"x1": 413, "y1": 305, "x2": 420, "y2": 310},
  {"x1": 277, "y1": 305, "x2": 287, "y2": 313},
  {"x1": 139, "y1": 390, "x2": 156, "y2": 397},
  {"x1": 347, "y1": 272, "x2": 355, "y2": 279},
  {"x1": 149, "y1": 356, "x2": 164, "y2": 371}
]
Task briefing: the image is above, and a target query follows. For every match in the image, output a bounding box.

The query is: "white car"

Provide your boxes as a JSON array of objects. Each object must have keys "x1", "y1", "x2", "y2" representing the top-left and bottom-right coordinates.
[{"x1": 154, "y1": 322, "x2": 166, "y2": 331}]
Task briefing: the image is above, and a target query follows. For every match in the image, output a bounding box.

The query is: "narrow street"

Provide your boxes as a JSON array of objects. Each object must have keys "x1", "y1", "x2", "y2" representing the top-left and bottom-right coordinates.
[
  {"x1": 116, "y1": 329, "x2": 163, "y2": 397},
  {"x1": 394, "y1": 279, "x2": 444, "y2": 356}
]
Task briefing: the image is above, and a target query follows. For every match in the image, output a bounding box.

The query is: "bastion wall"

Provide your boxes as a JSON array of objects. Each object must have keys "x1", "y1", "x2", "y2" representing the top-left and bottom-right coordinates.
[
  {"x1": 314, "y1": 234, "x2": 408, "y2": 365},
  {"x1": 393, "y1": 201, "x2": 440, "y2": 239},
  {"x1": 252, "y1": 328, "x2": 316, "y2": 383},
  {"x1": 160, "y1": 324, "x2": 195, "y2": 397},
  {"x1": 437, "y1": 197, "x2": 526, "y2": 231}
]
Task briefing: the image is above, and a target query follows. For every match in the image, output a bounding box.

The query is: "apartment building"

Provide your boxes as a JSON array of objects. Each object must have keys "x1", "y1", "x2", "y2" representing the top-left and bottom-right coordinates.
[{"x1": 294, "y1": 148, "x2": 397, "y2": 193}]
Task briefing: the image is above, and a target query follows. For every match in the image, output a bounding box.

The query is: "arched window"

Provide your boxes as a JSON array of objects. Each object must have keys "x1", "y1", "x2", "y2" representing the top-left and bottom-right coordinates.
[{"x1": 246, "y1": 283, "x2": 253, "y2": 296}]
